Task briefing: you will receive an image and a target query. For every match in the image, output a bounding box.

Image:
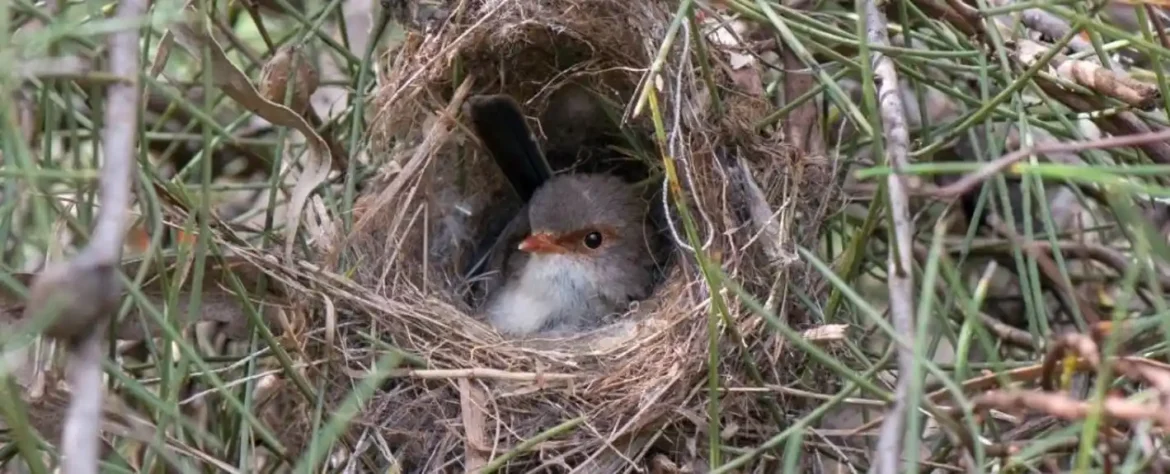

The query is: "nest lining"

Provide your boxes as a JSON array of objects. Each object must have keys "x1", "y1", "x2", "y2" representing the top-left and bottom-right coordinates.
[{"x1": 308, "y1": 0, "x2": 842, "y2": 470}]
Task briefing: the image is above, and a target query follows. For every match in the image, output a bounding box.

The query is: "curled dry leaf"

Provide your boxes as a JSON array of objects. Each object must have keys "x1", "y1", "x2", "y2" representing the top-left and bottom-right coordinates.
[
  {"x1": 259, "y1": 44, "x2": 320, "y2": 115},
  {"x1": 1015, "y1": 39, "x2": 1161, "y2": 110},
  {"x1": 1055, "y1": 59, "x2": 1161, "y2": 110},
  {"x1": 167, "y1": 4, "x2": 332, "y2": 260},
  {"x1": 724, "y1": 152, "x2": 797, "y2": 268}
]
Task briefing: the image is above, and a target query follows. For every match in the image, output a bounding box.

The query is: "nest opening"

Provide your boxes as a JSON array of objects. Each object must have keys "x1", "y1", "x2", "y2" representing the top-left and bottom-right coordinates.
[
  {"x1": 454, "y1": 83, "x2": 679, "y2": 333},
  {"x1": 355, "y1": 3, "x2": 684, "y2": 351}
]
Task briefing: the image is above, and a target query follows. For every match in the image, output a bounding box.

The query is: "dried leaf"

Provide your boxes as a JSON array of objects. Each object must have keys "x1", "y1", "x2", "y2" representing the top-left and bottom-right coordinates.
[
  {"x1": 168, "y1": 5, "x2": 331, "y2": 260},
  {"x1": 148, "y1": 31, "x2": 174, "y2": 78},
  {"x1": 650, "y1": 454, "x2": 683, "y2": 474},
  {"x1": 259, "y1": 44, "x2": 319, "y2": 115},
  {"x1": 727, "y1": 64, "x2": 764, "y2": 97},
  {"x1": 458, "y1": 379, "x2": 489, "y2": 470},
  {"x1": 728, "y1": 52, "x2": 753, "y2": 70},
  {"x1": 801, "y1": 324, "x2": 848, "y2": 342},
  {"x1": 703, "y1": 17, "x2": 750, "y2": 48}
]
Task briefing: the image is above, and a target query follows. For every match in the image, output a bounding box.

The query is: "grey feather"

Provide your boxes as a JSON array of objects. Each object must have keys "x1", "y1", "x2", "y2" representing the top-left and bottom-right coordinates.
[{"x1": 485, "y1": 174, "x2": 658, "y2": 335}]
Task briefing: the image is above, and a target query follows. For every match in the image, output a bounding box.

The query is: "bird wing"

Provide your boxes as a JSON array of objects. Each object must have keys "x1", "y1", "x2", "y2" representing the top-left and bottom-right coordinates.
[
  {"x1": 465, "y1": 205, "x2": 531, "y2": 297},
  {"x1": 465, "y1": 94, "x2": 554, "y2": 202}
]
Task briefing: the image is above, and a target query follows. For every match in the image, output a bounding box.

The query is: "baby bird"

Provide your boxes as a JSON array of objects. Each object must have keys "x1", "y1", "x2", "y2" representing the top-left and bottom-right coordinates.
[
  {"x1": 486, "y1": 173, "x2": 656, "y2": 334},
  {"x1": 464, "y1": 94, "x2": 657, "y2": 335}
]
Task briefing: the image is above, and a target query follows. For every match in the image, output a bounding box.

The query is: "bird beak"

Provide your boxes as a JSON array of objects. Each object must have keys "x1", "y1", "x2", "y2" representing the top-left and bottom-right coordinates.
[{"x1": 518, "y1": 233, "x2": 566, "y2": 254}]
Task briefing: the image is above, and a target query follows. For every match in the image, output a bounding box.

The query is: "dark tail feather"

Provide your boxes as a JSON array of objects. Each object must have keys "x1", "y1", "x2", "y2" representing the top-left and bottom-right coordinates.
[{"x1": 465, "y1": 94, "x2": 553, "y2": 201}]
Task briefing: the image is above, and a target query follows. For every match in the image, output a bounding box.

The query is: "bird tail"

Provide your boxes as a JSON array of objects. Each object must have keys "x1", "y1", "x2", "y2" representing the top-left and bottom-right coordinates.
[{"x1": 464, "y1": 94, "x2": 554, "y2": 201}]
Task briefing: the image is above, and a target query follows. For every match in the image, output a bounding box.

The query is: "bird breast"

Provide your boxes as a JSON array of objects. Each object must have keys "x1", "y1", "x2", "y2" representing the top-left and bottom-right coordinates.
[{"x1": 486, "y1": 254, "x2": 610, "y2": 335}]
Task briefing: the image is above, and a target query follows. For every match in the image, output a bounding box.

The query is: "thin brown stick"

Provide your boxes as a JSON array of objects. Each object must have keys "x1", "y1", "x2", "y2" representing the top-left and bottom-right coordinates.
[
  {"x1": 907, "y1": 243, "x2": 1037, "y2": 349},
  {"x1": 961, "y1": 238, "x2": 1170, "y2": 289},
  {"x1": 987, "y1": 215, "x2": 1104, "y2": 325},
  {"x1": 387, "y1": 368, "x2": 578, "y2": 381},
  {"x1": 973, "y1": 390, "x2": 1170, "y2": 430},
  {"x1": 1147, "y1": 4, "x2": 1170, "y2": 50},
  {"x1": 241, "y1": 0, "x2": 277, "y2": 52},
  {"x1": 925, "y1": 127, "x2": 1170, "y2": 200}
]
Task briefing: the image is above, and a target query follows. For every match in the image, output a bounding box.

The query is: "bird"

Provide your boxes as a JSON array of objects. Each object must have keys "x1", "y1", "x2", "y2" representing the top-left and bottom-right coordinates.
[{"x1": 463, "y1": 94, "x2": 658, "y2": 336}]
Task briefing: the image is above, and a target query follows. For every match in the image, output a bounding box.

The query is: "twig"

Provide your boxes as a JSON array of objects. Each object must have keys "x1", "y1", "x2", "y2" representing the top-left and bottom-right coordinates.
[
  {"x1": 20, "y1": 0, "x2": 146, "y2": 472},
  {"x1": 1148, "y1": 3, "x2": 1170, "y2": 50},
  {"x1": 863, "y1": 0, "x2": 915, "y2": 472},
  {"x1": 959, "y1": 238, "x2": 1170, "y2": 289},
  {"x1": 386, "y1": 368, "x2": 578, "y2": 381},
  {"x1": 459, "y1": 379, "x2": 490, "y2": 470},
  {"x1": 1014, "y1": 39, "x2": 1161, "y2": 109},
  {"x1": 60, "y1": 334, "x2": 107, "y2": 474},
  {"x1": 925, "y1": 127, "x2": 1170, "y2": 199},
  {"x1": 973, "y1": 390, "x2": 1170, "y2": 430},
  {"x1": 986, "y1": 215, "x2": 1104, "y2": 325},
  {"x1": 240, "y1": 0, "x2": 277, "y2": 52},
  {"x1": 1036, "y1": 82, "x2": 1170, "y2": 165}
]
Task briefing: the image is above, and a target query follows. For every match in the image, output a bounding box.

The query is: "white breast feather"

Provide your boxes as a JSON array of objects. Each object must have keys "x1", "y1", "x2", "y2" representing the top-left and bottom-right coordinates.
[{"x1": 487, "y1": 255, "x2": 596, "y2": 334}]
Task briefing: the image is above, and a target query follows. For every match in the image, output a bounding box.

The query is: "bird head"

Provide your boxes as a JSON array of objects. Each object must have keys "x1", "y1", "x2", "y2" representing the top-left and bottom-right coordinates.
[{"x1": 519, "y1": 174, "x2": 651, "y2": 274}]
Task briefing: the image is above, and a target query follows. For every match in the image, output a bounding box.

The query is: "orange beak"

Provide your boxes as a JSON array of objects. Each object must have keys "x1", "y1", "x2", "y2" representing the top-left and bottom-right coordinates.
[{"x1": 518, "y1": 233, "x2": 567, "y2": 254}]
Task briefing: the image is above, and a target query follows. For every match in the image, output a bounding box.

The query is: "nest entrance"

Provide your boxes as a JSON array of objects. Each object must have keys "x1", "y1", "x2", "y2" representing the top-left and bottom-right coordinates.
[{"x1": 458, "y1": 81, "x2": 677, "y2": 327}]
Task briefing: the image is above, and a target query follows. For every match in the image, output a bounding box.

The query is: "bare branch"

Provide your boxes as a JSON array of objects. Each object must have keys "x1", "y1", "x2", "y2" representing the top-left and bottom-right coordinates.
[
  {"x1": 20, "y1": 0, "x2": 146, "y2": 472},
  {"x1": 862, "y1": 0, "x2": 916, "y2": 472}
]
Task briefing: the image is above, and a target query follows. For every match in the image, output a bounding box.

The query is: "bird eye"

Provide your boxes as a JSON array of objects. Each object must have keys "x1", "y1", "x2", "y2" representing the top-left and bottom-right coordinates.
[{"x1": 583, "y1": 231, "x2": 603, "y2": 249}]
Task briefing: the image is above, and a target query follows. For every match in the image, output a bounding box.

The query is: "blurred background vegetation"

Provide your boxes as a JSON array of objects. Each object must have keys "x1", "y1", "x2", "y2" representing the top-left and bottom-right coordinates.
[{"x1": 4, "y1": 0, "x2": 1170, "y2": 472}]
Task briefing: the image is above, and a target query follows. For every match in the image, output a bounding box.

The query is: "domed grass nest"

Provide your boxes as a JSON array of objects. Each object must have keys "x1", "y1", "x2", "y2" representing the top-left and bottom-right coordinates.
[{"x1": 312, "y1": 0, "x2": 842, "y2": 470}]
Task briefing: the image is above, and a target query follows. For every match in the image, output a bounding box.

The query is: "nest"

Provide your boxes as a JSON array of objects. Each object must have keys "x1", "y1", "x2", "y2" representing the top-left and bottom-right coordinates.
[{"x1": 308, "y1": 0, "x2": 842, "y2": 470}]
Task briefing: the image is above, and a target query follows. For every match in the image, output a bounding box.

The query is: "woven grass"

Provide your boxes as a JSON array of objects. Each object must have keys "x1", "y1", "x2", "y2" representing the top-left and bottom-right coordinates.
[{"x1": 305, "y1": 0, "x2": 842, "y2": 470}]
